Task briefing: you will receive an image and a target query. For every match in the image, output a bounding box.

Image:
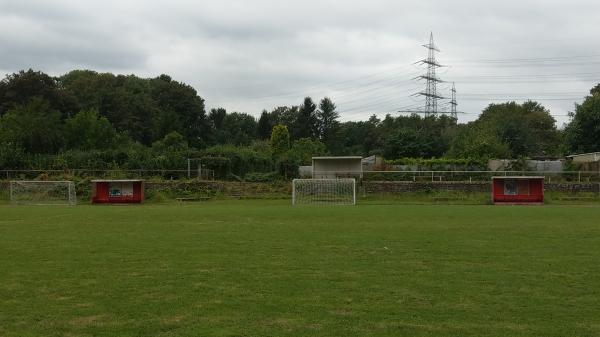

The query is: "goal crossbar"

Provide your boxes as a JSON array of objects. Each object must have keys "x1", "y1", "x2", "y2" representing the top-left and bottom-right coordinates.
[{"x1": 292, "y1": 178, "x2": 356, "y2": 206}]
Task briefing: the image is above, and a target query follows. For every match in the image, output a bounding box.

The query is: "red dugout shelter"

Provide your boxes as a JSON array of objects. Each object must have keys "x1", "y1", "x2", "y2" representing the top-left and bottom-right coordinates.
[
  {"x1": 492, "y1": 176, "x2": 544, "y2": 205},
  {"x1": 91, "y1": 180, "x2": 144, "y2": 204}
]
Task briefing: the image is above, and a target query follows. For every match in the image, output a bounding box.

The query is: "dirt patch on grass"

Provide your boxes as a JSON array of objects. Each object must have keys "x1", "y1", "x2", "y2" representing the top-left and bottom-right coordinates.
[
  {"x1": 162, "y1": 314, "x2": 187, "y2": 325},
  {"x1": 330, "y1": 308, "x2": 354, "y2": 317},
  {"x1": 262, "y1": 318, "x2": 299, "y2": 331},
  {"x1": 73, "y1": 302, "x2": 94, "y2": 308},
  {"x1": 69, "y1": 314, "x2": 106, "y2": 327}
]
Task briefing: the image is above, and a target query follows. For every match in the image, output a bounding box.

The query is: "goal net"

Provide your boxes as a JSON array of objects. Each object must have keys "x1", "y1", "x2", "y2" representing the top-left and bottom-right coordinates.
[
  {"x1": 292, "y1": 179, "x2": 356, "y2": 206},
  {"x1": 10, "y1": 181, "x2": 77, "y2": 206}
]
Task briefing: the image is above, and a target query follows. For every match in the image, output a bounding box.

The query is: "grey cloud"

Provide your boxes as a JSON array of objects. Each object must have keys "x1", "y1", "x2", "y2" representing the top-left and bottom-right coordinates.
[{"x1": 1, "y1": 0, "x2": 599, "y2": 124}]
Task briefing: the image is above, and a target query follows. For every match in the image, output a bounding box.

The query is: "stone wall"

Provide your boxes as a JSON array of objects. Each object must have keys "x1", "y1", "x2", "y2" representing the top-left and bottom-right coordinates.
[
  {"x1": 0, "y1": 180, "x2": 291, "y2": 201},
  {"x1": 2, "y1": 180, "x2": 598, "y2": 201},
  {"x1": 363, "y1": 181, "x2": 600, "y2": 194},
  {"x1": 364, "y1": 181, "x2": 488, "y2": 193},
  {"x1": 546, "y1": 182, "x2": 600, "y2": 193},
  {"x1": 145, "y1": 180, "x2": 291, "y2": 198}
]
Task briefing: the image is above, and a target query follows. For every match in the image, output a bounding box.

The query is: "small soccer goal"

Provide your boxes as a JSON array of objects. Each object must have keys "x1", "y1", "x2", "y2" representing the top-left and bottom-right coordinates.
[
  {"x1": 10, "y1": 181, "x2": 77, "y2": 206},
  {"x1": 292, "y1": 178, "x2": 356, "y2": 206}
]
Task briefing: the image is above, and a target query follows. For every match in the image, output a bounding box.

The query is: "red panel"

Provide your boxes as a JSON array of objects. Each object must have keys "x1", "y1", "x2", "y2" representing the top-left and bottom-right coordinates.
[
  {"x1": 133, "y1": 182, "x2": 143, "y2": 202},
  {"x1": 91, "y1": 182, "x2": 110, "y2": 203},
  {"x1": 492, "y1": 179, "x2": 504, "y2": 199},
  {"x1": 529, "y1": 179, "x2": 544, "y2": 203}
]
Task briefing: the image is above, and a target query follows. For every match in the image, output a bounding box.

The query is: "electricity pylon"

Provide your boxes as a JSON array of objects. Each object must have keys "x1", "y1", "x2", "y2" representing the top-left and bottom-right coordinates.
[
  {"x1": 450, "y1": 82, "x2": 457, "y2": 119},
  {"x1": 417, "y1": 32, "x2": 445, "y2": 116}
]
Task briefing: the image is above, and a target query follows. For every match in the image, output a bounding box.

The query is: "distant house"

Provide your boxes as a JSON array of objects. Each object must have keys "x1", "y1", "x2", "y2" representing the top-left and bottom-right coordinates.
[
  {"x1": 566, "y1": 152, "x2": 600, "y2": 163},
  {"x1": 488, "y1": 159, "x2": 563, "y2": 172},
  {"x1": 362, "y1": 155, "x2": 385, "y2": 171},
  {"x1": 566, "y1": 152, "x2": 600, "y2": 171}
]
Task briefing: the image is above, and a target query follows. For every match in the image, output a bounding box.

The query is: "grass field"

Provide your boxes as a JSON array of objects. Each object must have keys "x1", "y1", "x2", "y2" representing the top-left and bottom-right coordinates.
[{"x1": 1, "y1": 201, "x2": 600, "y2": 337}]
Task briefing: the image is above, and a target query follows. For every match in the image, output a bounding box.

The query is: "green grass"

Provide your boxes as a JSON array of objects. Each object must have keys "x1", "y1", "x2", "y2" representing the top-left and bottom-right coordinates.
[{"x1": 1, "y1": 201, "x2": 600, "y2": 337}]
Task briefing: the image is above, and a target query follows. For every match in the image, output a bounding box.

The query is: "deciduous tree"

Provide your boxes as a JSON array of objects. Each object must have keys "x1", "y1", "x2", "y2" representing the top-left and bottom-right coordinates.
[
  {"x1": 0, "y1": 97, "x2": 64, "y2": 153},
  {"x1": 270, "y1": 124, "x2": 291, "y2": 157},
  {"x1": 64, "y1": 109, "x2": 117, "y2": 150},
  {"x1": 565, "y1": 85, "x2": 600, "y2": 153}
]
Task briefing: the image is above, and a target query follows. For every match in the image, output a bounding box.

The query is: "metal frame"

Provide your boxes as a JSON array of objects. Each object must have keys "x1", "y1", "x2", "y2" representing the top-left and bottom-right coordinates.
[
  {"x1": 292, "y1": 178, "x2": 356, "y2": 206},
  {"x1": 9, "y1": 180, "x2": 77, "y2": 206}
]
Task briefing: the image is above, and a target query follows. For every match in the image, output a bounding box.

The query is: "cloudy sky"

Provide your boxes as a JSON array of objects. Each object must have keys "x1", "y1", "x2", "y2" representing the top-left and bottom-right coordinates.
[{"x1": 1, "y1": 0, "x2": 599, "y2": 125}]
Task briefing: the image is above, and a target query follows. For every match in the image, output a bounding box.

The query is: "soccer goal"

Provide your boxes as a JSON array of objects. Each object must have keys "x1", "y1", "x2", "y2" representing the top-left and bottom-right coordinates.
[
  {"x1": 10, "y1": 181, "x2": 77, "y2": 206},
  {"x1": 292, "y1": 179, "x2": 356, "y2": 206}
]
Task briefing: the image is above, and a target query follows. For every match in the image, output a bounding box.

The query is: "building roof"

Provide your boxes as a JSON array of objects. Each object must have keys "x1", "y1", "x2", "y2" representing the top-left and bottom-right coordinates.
[
  {"x1": 91, "y1": 179, "x2": 144, "y2": 182},
  {"x1": 312, "y1": 156, "x2": 363, "y2": 160},
  {"x1": 566, "y1": 152, "x2": 600, "y2": 158}
]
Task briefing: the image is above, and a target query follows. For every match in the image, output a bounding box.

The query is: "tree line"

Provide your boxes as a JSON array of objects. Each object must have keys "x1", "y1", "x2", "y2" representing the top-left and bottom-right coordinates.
[{"x1": 0, "y1": 69, "x2": 599, "y2": 177}]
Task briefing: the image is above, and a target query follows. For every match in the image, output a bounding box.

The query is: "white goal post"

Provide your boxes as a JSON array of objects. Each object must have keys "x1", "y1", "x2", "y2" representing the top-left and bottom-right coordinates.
[
  {"x1": 10, "y1": 181, "x2": 77, "y2": 206},
  {"x1": 292, "y1": 179, "x2": 356, "y2": 206}
]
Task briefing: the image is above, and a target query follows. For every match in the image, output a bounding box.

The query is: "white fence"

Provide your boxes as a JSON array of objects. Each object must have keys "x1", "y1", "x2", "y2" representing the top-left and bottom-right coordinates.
[
  {"x1": 313, "y1": 170, "x2": 600, "y2": 183},
  {"x1": 1, "y1": 169, "x2": 600, "y2": 183}
]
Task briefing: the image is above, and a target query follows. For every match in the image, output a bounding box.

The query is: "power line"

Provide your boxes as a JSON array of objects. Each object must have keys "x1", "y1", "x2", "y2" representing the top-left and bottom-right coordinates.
[
  {"x1": 206, "y1": 50, "x2": 600, "y2": 121},
  {"x1": 446, "y1": 54, "x2": 600, "y2": 63},
  {"x1": 460, "y1": 97, "x2": 582, "y2": 101},
  {"x1": 210, "y1": 64, "x2": 599, "y2": 106}
]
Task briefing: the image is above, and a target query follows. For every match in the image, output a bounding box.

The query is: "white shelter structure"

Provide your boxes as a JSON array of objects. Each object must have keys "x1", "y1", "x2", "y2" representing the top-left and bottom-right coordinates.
[
  {"x1": 567, "y1": 152, "x2": 600, "y2": 163},
  {"x1": 312, "y1": 156, "x2": 363, "y2": 179}
]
